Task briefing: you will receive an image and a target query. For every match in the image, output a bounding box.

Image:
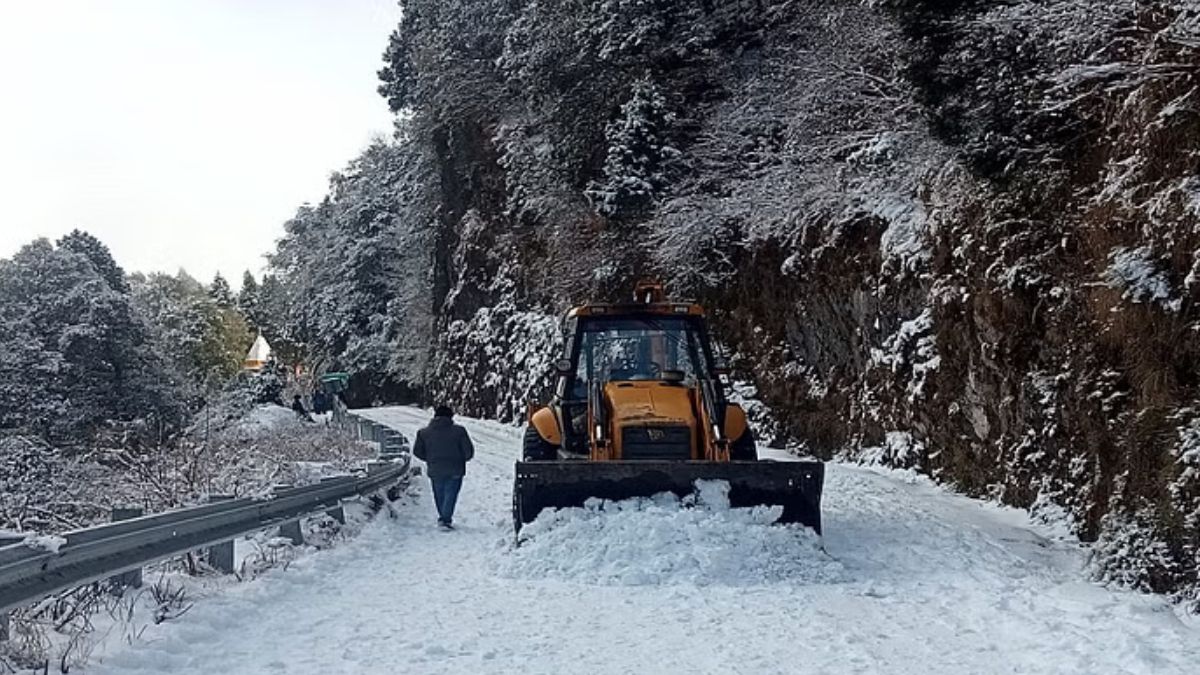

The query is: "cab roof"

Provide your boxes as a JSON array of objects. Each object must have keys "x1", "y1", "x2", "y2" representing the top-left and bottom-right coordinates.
[{"x1": 566, "y1": 302, "x2": 706, "y2": 318}]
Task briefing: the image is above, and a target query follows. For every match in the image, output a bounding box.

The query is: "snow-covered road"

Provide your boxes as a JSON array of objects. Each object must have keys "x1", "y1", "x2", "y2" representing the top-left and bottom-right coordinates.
[{"x1": 89, "y1": 406, "x2": 1200, "y2": 674}]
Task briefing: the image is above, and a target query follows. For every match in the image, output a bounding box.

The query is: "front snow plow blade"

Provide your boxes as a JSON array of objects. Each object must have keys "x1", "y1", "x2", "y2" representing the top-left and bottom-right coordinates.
[{"x1": 512, "y1": 460, "x2": 824, "y2": 535}]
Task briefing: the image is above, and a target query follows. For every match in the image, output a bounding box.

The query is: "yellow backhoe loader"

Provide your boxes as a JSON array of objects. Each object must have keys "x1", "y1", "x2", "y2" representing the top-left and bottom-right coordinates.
[{"x1": 514, "y1": 281, "x2": 824, "y2": 534}]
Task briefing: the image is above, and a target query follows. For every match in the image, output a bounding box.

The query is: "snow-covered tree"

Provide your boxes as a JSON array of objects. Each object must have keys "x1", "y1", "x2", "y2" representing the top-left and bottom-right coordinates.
[
  {"x1": 0, "y1": 238, "x2": 185, "y2": 445},
  {"x1": 56, "y1": 229, "x2": 130, "y2": 294},
  {"x1": 131, "y1": 271, "x2": 252, "y2": 394},
  {"x1": 586, "y1": 78, "x2": 680, "y2": 219},
  {"x1": 266, "y1": 139, "x2": 435, "y2": 400},
  {"x1": 209, "y1": 273, "x2": 233, "y2": 308},
  {"x1": 237, "y1": 271, "x2": 261, "y2": 327}
]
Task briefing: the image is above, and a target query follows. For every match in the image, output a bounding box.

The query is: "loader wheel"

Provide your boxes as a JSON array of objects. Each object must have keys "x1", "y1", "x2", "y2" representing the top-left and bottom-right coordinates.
[
  {"x1": 523, "y1": 424, "x2": 559, "y2": 461},
  {"x1": 730, "y1": 427, "x2": 758, "y2": 461}
]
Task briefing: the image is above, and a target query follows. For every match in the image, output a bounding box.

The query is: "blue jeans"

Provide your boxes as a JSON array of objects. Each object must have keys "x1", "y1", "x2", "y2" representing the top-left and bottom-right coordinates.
[{"x1": 430, "y1": 476, "x2": 463, "y2": 524}]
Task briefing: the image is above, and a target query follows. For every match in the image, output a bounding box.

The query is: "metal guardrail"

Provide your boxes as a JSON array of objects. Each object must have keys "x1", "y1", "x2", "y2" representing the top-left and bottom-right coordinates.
[
  {"x1": 0, "y1": 413, "x2": 410, "y2": 616},
  {"x1": 348, "y1": 413, "x2": 409, "y2": 459}
]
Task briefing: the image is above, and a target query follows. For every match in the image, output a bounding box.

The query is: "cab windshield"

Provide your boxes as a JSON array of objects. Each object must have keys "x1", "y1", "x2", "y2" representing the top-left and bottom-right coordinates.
[{"x1": 569, "y1": 316, "x2": 712, "y2": 397}]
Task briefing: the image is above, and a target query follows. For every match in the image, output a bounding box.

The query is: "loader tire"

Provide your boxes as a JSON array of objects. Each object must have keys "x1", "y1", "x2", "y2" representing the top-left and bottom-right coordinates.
[
  {"x1": 523, "y1": 424, "x2": 558, "y2": 461},
  {"x1": 730, "y1": 427, "x2": 758, "y2": 461}
]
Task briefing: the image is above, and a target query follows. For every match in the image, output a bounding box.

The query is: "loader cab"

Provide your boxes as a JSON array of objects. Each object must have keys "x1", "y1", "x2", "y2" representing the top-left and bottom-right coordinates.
[
  {"x1": 552, "y1": 307, "x2": 729, "y2": 457},
  {"x1": 561, "y1": 314, "x2": 717, "y2": 398}
]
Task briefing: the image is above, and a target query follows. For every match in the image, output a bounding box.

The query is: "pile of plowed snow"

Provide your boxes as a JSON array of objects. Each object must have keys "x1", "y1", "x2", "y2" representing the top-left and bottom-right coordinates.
[
  {"x1": 496, "y1": 480, "x2": 845, "y2": 586},
  {"x1": 238, "y1": 403, "x2": 299, "y2": 432}
]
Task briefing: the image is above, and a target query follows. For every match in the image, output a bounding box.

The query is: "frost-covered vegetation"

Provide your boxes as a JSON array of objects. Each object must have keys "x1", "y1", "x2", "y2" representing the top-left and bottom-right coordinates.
[
  {"x1": 251, "y1": 0, "x2": 1200, "y2": 604},
  {"x1": 0, "y1": 232, "x2": 375, "y2": 533},
  {"x1": 0, "y1": 233, "x2": 189, "y2": 448},
  {"x1": 0, "y1": 242, "x2": 379, "y2": 670},
  {"x1": 0, "y1": 231, "x2": 377, "y2": 670}
]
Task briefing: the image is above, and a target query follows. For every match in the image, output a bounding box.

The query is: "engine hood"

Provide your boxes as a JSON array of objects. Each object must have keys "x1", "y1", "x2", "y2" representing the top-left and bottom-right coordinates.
[{"x1": 603, "y1": 381, "x2": 696, "y2": 427}]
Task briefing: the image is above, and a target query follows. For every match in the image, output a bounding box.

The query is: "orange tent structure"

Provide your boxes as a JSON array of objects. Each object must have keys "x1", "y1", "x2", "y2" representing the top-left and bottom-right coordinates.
[{"x1": 243, "y1": 334, "x2": 272, "y2": 371}]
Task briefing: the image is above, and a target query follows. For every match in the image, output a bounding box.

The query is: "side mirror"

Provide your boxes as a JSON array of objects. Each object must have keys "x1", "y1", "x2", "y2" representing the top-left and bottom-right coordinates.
[{"x1": 555, "y1": 358, "x2": 573, "y2": 374}]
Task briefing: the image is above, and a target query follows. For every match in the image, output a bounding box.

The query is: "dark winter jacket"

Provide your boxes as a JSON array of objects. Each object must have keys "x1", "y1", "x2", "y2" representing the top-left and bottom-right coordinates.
[{"x1": 413, "y1": 417, "x2": 475, "y2": 478}]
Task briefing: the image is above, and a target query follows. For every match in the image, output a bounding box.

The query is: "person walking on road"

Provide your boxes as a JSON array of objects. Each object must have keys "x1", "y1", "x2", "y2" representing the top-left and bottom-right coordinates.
[{"x1": 413, "y1": 405, "x2": 475, "y2": 530}]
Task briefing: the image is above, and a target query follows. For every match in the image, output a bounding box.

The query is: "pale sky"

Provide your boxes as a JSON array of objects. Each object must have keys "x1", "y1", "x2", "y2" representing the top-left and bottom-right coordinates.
[{"x1": 0, "y1": 0, "x2": 401, "y2": 287}]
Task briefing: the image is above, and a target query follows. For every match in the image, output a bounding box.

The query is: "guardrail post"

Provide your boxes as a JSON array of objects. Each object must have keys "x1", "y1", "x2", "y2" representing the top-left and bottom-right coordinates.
[
  {"x1": 109, "y1": 507, "x2": 144, "y2": 589},
  {"x1": 278, "y1": 520, "x2": 304, "y2": 545},
  {"x1": 1, "y1": 533, "x2": 21, "y2": 625},
  {"x1": 326, "y1": 506, "x2": 346, "y2": 525},
  {"x1": 0, "y1": 526, "x2": 31, "y2": 634},
  {"x1": 206, "y1": 495, "x2": 236, "y2": 574},
  {"x1": 272, "y1": 484, "x2": 304, "y2": 545},
  {"x1": 320, "y1": 478, "x2": 347, "y2": 524}
]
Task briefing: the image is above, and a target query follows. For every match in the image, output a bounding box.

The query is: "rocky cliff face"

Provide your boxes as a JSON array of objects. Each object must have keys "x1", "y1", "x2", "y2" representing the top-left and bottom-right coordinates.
[{"x1": 279, "y1": 0, "x2": 1200, "y2": 603}]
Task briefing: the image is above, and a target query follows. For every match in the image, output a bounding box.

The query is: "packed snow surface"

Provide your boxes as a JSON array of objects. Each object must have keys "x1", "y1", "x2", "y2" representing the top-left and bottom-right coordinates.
[{"x1": 88, "y1": 406, "x2": 1200, "y2": 675}]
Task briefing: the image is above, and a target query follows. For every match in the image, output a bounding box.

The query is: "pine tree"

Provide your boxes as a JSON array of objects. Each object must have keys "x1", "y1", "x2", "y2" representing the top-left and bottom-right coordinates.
[
  {"x1": 209, "y1": 273, "x2": 234, "y2": 308},
  {"x1": 378, "y1": 8, "x2": 421, "y2": 114},
  {"x1": 238, "y1": 271, "x2": 261, "y2": 328},
  {"x1": 585, "y1": 78, "x2": 680, "y2": 219}
]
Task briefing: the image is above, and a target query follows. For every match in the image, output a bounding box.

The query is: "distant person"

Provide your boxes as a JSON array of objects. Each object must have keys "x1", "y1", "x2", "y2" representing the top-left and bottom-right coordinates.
[
  {"x1": 291, "y1": 394, "x2": 314, "y2": 423},
  {"x1": 331, "y1": 391, "x2": 347, "y2": 424},
  {"x1": 312, "y1": 390, "x2": 330, "y2": 415},
  {"x1": 412, "y1": 405, "x2": 475, "y2": 530}
]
